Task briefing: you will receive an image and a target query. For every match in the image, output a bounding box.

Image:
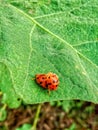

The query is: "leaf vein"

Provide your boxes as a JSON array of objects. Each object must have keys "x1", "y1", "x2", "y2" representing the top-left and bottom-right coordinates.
[{"x1": 22, "y1": 25, "x2": 36, "y2": 90}]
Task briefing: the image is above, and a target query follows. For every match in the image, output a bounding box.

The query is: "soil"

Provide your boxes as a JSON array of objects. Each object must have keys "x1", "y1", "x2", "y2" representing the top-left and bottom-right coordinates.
[{"x1": 0, "y1": 101, "x2": 98, "y2": 130}]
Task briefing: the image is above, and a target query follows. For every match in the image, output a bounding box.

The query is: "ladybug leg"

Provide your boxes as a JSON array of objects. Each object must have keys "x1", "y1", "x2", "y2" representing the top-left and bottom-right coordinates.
[
  {"x1": 32, "y1": 78, "x2": 35, "y2": 80},
  {"x1": 48, "y1": 89, "x2": 50, "y2": 95},
  {"x1": 28, "y1": 74, "x2": 35, "y2": 80}
]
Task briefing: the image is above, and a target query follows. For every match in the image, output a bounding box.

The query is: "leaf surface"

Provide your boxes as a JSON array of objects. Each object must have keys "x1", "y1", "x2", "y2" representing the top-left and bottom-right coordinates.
[{"x1": 0, "y1": 1, "x2": 98, "y2": 107}]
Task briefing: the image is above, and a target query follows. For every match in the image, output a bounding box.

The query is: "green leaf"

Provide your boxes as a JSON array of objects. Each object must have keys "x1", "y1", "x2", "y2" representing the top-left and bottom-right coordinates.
[
  {"x1": 0, "y1": 1, "x2": 98, "y2": 108},
  {"x1": 16, "y1": 124, "x2": 32, "y2": 130}
]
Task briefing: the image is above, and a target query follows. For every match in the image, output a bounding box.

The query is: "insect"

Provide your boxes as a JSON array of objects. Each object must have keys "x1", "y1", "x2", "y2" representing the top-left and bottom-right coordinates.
[{"x1": 35, "y1": 72, "x2": 59, "y2": 91}]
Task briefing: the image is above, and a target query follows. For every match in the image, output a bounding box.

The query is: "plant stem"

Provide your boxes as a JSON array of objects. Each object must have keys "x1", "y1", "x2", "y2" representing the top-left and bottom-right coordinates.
[
  {"x1": 31, "y1": 104, "x2": 42, "y2": 130},
  {"x1": 2, "y1": 104, "x2": 7, "y2": 110},
  {"x1": 0, "y1": 91, "x2": 3, "y2": 96}
]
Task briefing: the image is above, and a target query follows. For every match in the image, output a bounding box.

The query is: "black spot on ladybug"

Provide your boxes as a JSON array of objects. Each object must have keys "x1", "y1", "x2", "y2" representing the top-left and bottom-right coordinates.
[
  {"x1": 53, "y1": 80, "x2": 56, "y2": 83},
  {"x1": 40, "y1": 82, "x2": 42, "y2": 84},
  {"x1": 48, "y1": 83, "x2": 52, "y2": 85},
  {"x1": 37, "y1": 77, "x2": 39, "y2": 79},
  {"x1": 46, "y1": 83, "x2": 48, "y2": 88},
  {"x1": 48, "y1": 76, "x2": 50, "y2": 79}
]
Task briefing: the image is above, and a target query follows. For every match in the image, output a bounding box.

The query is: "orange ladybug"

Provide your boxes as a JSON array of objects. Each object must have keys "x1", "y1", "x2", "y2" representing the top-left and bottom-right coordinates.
[{"x1": 35, "y1": 72, "x2": 59, "y2": 91}]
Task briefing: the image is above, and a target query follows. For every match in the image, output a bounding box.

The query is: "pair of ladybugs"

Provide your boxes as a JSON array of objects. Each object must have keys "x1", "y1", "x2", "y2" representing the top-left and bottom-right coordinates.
[{"x1": 33, "y1": 72, "x2": 59, "y2": 92}]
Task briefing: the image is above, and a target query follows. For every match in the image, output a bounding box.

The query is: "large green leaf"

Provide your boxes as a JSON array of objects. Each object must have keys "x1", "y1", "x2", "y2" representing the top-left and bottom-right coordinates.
[{"x1": 0, "y1": 1, "x2": 98, "y2": 108}]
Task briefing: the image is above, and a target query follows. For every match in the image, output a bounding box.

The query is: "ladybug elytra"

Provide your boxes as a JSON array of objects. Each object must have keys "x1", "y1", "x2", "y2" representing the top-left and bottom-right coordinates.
[{"x1": 35, "y1": 72, "x2": 59, "y2": 91}]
